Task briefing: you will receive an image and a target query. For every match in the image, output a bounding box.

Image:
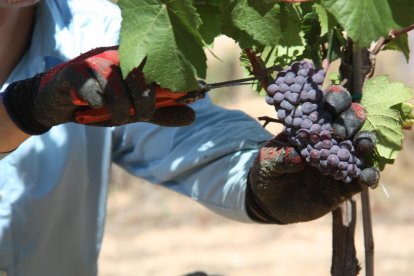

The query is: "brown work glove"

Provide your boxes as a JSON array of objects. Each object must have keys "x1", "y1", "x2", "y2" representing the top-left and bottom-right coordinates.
[
  {"x1": 2, "y1": 46, "x2": 195, "y2": 135},
  {"x1": 246, "y1": 117, "x2": 379, "y2": 224}
]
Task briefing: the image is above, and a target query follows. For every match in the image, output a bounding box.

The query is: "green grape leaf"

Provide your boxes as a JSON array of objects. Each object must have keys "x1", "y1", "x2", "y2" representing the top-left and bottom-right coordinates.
[
  {"x1": 229, "y1": 0, "x2": 282, "y2": 48},
  {"x1": 194, "y1": 0, "x2": 224, "y2": 44},
  {"x1": 320, "y1": 0, "x2": 399, "y2": 48},
  {"x1": 221, "y1": 1, "x2": 259, "y2": 49},
  {"x1": 300, "y1": 4, "x2": 323, "y2": 67},
  {"x1": 361, "y1": 76, "x2": 413, "y2": 169},
  {"x1": 388, "y1": 0, "x2": 414, "y2": 29},
  {"x1": 279, "y1": 4, "x2": 303, "y2": 47},
  {"x1": 384, "y1": 34, "x2": 410, "y2": 62},
  {"x1": 315, "y1": 3, "x2": 337, "y2": 37},
  {"x1": 118, "y1": 0, "x2": 207, "y2": 91}
]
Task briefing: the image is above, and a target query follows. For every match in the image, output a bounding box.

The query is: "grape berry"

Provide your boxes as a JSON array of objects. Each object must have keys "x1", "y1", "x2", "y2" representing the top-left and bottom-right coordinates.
[{"x1": 266, "y1": 61, "x2": 375, "y2": 184}]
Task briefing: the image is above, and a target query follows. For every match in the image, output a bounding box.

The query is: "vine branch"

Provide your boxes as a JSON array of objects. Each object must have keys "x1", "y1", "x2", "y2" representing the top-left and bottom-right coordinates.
[
  {"x1": 244, "y1": 48, "x2": 270, "y2": 89},
  {"x1": 371, "y1": 23, "x2": 414, "y2": 55},
  {"x1": 258, "y1": 116, "x2": 283, "y2": 128},
  {"x1": 361, "y1": 189, "x2": 374, "y2": 276}
]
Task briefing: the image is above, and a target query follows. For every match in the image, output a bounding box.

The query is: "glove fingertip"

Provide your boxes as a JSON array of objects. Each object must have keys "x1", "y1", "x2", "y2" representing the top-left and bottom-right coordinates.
[
  {"x1": 332, "y1": 103, "x2": 367, "y2": 140},
  {"x1": 359, "y1": 167, "x2": 380, "y2": 188},
  {"x1": 150, "y1": 105, "x2": 195, "y2": 127}
]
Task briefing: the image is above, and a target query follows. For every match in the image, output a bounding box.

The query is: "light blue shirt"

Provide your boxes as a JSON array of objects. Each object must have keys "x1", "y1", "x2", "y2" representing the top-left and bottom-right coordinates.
[{"x1": 0, "y1": 0, "x2": 272, "y2": 275}]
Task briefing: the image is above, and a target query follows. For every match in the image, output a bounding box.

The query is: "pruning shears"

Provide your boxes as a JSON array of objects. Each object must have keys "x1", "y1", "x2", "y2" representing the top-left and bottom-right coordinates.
[{"x1": 73, "y1": 77, "x2": 257, "y2": 124}]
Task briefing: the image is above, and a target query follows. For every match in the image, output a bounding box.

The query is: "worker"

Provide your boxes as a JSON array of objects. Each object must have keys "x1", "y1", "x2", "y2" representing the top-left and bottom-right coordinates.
[{"x1": 0, "y1": 0, "x2": 374, "y2": 275}]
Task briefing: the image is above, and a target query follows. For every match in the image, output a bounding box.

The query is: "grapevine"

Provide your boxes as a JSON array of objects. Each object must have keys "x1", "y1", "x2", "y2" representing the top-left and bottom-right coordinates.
[{"x1": 117, "y1": 0, "x2": 414, "y2": 275}]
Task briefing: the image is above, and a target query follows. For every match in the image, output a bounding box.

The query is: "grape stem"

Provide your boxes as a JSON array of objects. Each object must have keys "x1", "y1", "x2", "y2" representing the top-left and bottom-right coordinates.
[
  {"x1": 244, "y1": 48, "x2": 270, "y2": 89},
  {"x1": 257, "y1": 116, "x2": 283, "y2": 128}
]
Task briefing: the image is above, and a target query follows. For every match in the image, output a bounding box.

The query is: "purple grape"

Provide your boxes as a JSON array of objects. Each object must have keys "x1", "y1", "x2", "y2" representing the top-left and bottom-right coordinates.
[
  {"x1": 288, "y1": 93, "x2": 300, "y2": 105},
  {"x1": 338, "y1": 161, "x2": 349, "y2": 170},
  {"x1": 267, "y1": 84, "x2": 279, "y2": 95},
  {"x1": 301, "y1": 102, "x2": 317, "y2": 114},
  {"x1": 320, "y1": 149, "x2": 330, "y2": 159},
  {"x1": 321, "y1": 123, "x2": 332, "y2": 131},
  {"x1": 277, "y1": 109, "x2": 287, "y2": 120},
  {"x1": 303, "y1": 83, "x2": 313, "y2": 91},
  {"x1": 265, "y1": 96, "x2": 274, "y2": 105},
  {"x1": 344, "y1": 176, "x2": 352, "y2": 183},
  {"x1": 312, "y1": 73, "x2": 324, "y2": 84},
  {"x1": 297, "y1": 129, "x2": 310, "y2": 141},
  {"x1": 320, "y1": 160, "x2": 328, "y2": 168},
  {"x1": 320, "y1": 130, "x2": 332, "y2": 140},
  {"x1": 321, "y1": 139, "x2": 333, "y2": 149},
  {"x1": 327, "y1": 154, "x2": 339, "y2": 167},
  {"x1": 355, "y1": 168, "x2": 362, "y2": 177},
  {"x1": 293, "y1": 118, "x2": 302, "y2": 127},
  {"x1": 280, "y1": 100, "x2": 295, "y2": 111},
  {"x1": 309, "y1": 111, "x2": 318, "y2": 123},
  {"x1": 292, "y1": 109, "x2": 303, "y2": 118},
  {"x1": 313, "y1": 141, "x2": 322, "y2": 150},
  {"x1": 356, "y1": 158, "x2": 363, "y2": 168},
  {"x1": 330, "y1": 145, "x2": 340, "y2": 154},
  {"x1": 285, "y1": 72, "x2": 296, "y2": 84},
  {"x1": 348, "y1": 154, "x2": 356, "y2": 164},
  {"x1": 290, "y1": 83, "x2": 302, "y2": 93},
  {"x1": 308, "y1": 89, "x2": 323, "y2": 103},
  {"x1": 309, "y1": 133, "x2": 320, "y2": 144},
  {"x1": 284, "y1": 91, "x2": 292, "y2": 100},
  {"x1": 301, "y1": 148, "x2": 310, "y2": 158},
  {"x1": 300, "y1": 91, "x2": 309, "y2": 102},
  {"x1": 279, "y1": 83, "x2": 290, "y2": 92},
  {"x1": 310, "y1": 149, "x2": 320, "y2": 160},
  {"x1": 337, "y1": 148, "x2": 351, "y2": 161},
  {"x1": 309, "y1": 123, "x2": 322, "y2": 133},
  {"x1": 274, "y1": 92, "x2": 284, "y2": 103},
  {"x1": 275, "y1": 77, "x2": 285, "y2": 85},
  {"x1": 348, "y1": 164, "x2": 357, "y2": 176},
  {"x1": 301, "y1": 118, "x2": 313, "y2": 129},
  {"x1": 294, "y1": 75, "x2": 306, "y2": 85},
  {"x1": 285, "y1": 115, "x2": 293, "y2": 126},
  {"x1": 339, "y1": 140, "x2": 353, "y2": 151},
  {"x1": 298, "y1": 69, "x2": 308, "y2": 77}
]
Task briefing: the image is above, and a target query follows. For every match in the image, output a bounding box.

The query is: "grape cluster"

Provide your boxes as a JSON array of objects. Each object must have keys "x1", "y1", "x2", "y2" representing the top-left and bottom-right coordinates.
[{"x1": 265, "y1": 61, "x2": 366, "y2": 183}]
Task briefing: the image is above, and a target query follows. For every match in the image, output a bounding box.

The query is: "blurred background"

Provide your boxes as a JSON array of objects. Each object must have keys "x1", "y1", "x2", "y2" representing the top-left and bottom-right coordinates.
[{"x1": 99, "y1": 35, "x2": 414, "y2": 276}]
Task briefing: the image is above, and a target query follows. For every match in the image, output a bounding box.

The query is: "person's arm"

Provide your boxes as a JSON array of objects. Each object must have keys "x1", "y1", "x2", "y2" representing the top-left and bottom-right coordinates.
[
  {"x1": 0, "y1": 46, "x2": 194, "y2": 154},
  {"x1": 0, "y1": 95, "x2": 30, "y2": 153}
]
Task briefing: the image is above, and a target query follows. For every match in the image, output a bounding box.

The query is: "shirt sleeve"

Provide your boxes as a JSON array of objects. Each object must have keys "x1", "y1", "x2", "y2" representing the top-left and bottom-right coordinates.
[{"x1": 111, "y1": 97, "x2": 273, "y2": 222}]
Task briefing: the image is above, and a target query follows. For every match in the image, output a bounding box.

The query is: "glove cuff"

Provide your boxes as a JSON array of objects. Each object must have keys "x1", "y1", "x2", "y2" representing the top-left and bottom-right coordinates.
[{"x1": 2, "y1": 74, "x2": 51, "y2": 135}]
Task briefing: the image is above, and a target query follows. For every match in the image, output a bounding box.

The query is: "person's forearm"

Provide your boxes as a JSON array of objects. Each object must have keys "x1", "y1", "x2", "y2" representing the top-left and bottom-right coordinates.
[{"x1": 0, "y1": 95, "x2": 30, "y2": 152}]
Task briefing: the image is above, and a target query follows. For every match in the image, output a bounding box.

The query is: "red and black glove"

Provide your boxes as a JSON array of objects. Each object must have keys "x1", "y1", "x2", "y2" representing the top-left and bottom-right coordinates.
[
  {"x1": 246, "y1": 105, "x2": 379, "y2": 224},
  {"x1": 2, "y1": 46, "x2": 195, "y2": 135}
]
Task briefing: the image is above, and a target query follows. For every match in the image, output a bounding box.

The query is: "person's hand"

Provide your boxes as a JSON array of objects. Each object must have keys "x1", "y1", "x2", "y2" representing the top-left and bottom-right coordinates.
[
  {"x1": 246, "y1": 104, "x2": 379, "y2": 224},
  {"x1": 2, "y1": 46, "x2": 195, "y2": 135}
]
